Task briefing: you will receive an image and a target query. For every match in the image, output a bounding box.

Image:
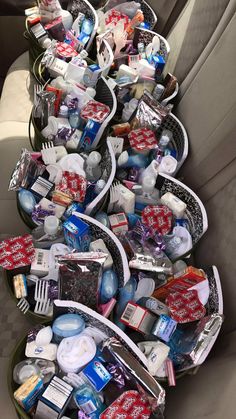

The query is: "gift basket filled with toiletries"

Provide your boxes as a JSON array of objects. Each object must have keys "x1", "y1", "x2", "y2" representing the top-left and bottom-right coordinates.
[
  {"x1": 4, "y1": 211, "x2": 129, "y2": 322},
  {"x1": 24, "y1": 0, "x2": 99, "y2": 73},
  {"x1": 8, "y1": 300, "x2": 167, "y2": 419},
  {"x1": 100, "y1": 0, "x2": 158, "y2": 31},
  {"x1": 9, "y1": 136, "x2": 116, "y2": 230},
  {"x1": 7, "y1": 263, "x2": 223, "y2": 419}
]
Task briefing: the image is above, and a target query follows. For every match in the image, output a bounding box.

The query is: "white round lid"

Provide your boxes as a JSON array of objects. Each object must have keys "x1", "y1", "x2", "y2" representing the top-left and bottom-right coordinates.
[
  {"x1": 142, "y1": 176, "x2": 155, "y2": 194},
  {"x1": 18, "y1": 364, "x2": 40, "y2": 383}
]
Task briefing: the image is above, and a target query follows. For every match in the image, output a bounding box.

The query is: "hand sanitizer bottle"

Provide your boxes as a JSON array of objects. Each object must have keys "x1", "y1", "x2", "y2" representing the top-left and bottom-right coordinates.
[
  {"x1": 135, "y1": 176, "x2": 160, "y2": 211},
  {"x1": 32, "y1": 216, "x2": 64, "y2": 249},
  {"x1": 85, "y1": 151, "x2": 102, "y2": 182}
]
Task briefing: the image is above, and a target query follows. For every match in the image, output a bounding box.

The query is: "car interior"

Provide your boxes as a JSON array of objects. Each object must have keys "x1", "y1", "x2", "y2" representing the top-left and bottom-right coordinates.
[{"x1": 0, "y1": 0, "x2": 236, "y2": 418}]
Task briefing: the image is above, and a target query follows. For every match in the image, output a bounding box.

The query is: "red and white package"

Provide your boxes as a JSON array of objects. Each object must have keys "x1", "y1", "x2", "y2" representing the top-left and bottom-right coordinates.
[
  {"x1": 56, "y1": 42, "x2": 78, "y2": 59},
  {"x1": 0, "y1": 234, "x2": 35, "y2": 270},
  {"x1": 166, "y1": 289, "x2": 206, "y2": 323},
  {"x1": 105, "y1": 9, "x2": 130, "y2": 30},
  {"x1": 55, "y1": 171, "x2": 87, "y2": 203},
  {"x1": 80, "y1": 100, "x2": 110, "y2": 123},
  {"x1": 100, "y1": 390, "x2": 151, "y2": 419},
  {"x1": 142, "y1": 205, "x2": 173, "y2": 236},
  {"x1": 128, "y1": 128, "x2": 158, "y2": 152}
]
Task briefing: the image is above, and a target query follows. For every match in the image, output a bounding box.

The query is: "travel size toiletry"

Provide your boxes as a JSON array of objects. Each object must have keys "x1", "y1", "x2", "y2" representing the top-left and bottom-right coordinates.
[
  {"x1": 85, "y1": 151, "x2": 102, "y2": 181},
  {"x1": 109, "y1": 213, "x2": 129, "y2": 235},
  {"x1": 63, "y1": 215, "x2": 91, "y2": 251},
  {"x1": 114, "y1": 276, "x2": 137, "y2": 330},
  {"x1": 18, "y1": 188, "x2": 36, "y2": 214},
  {"x1": 117, "y1": 151, "x2": 148, "y2": 169},
  {"x1": 100, "y1": 269, "x2": 118, "y2": 304},
  {"x1": 52, "y1": 314, "x2": 85, "y2": 343},
  {"x1": 89, "y1": 239, "x2": 113, "y2": 270},
  {"x1": 14, "y1": 375, "x2": 44, "y2": 413},
  {"x1": 32, "y1": 216, "x2": 64, "y2": 249},
  {"x1": 160, "y1": 192, "x2": 187, "y2": 218},
  {"x1": 74, "y1": 375, "x2": 104, "y2": 418}
]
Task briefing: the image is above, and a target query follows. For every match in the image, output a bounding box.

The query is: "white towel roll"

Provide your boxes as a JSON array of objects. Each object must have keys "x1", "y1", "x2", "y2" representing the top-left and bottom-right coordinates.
[{"x1": 57, "y1": 334, "x2": 97, "y2": 374}]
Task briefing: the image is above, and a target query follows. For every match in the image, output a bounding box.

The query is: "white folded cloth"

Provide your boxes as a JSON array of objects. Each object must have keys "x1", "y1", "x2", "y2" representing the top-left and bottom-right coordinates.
[{"x1": 57, "y1": 334, "x2": 96, "y2": 373}]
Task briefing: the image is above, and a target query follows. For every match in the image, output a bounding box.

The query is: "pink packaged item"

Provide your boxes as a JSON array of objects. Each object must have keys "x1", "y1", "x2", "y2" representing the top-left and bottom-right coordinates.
[
  {"x1": 100, "y1": 390, "x2": 151, "y2": 419},
  {"x1": 142, "y1": 205, "x2": 173, "y2": 236},
  {"x1": 0, "y1": 234, "x2": 35, "y2": 270},
  {"x1": 105, "y1": 9, "x2": 130, "y2": 30},
  {"x1": 80, "y1": 100, "x2": 110, "y2": 123},
  {"x1": 55, "y1": 171, "x2": 87, "y2": 203},
  {"x1": 128, "y1": 128, "x2": 158, "y2": 153},
  {"x1": 56, "y1": 42, "x2": 78, "y2": 60},
  {"x1": 166, "y1": 289, "x2": 206, "y2": 323}
]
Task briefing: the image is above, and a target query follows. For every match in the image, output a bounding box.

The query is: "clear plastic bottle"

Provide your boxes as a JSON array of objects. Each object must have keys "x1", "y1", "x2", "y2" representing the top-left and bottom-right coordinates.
[
  {"x1": 135, "y1": 176, "x2": 160, "y2": 207},
  {"x1": 73, "y1": 375, "x2": 103, "y2": 418},
  {"x1": 85, "y1": 151, "x2": 102, "y2": 182},
  {"x1": 32, "y1": 216, "x2": 64, "y2": 249},
  {"x1": 164, "y1": 226, "x2": 192, "y2": 260}
]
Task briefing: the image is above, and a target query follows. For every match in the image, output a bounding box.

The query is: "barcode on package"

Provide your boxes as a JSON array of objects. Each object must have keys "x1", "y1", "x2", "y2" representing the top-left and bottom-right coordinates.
[
  {"x1": 37, "y1": 252, "x2": 44, "y2": 265},
  {"x1": 121, "y1": 303, "x2": 136, "y2": 322},
  {"x1": 117, "y1": 213, "x2": 127, "y2": 222},
  {"x1": 31, "y1": 176, "x2": 53, "y2": 197},
  {"x1": 31, "y1": 23, "x2": 46, "y2": 39}
]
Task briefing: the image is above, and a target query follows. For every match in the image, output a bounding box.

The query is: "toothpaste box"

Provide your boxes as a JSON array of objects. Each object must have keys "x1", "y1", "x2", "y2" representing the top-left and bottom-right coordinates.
[
  {"x1": 79, "y1": 119, "x2": 101, "y2": 151},
  {"x1": 63, "y1": 215, "x2": 91, "y2": 251},
  {"x1": 120, "y1": 301, "x2": 157, "y2": 335},
  {"x1": 82, "y1": 358, "x2": 112, "y2": 392}
]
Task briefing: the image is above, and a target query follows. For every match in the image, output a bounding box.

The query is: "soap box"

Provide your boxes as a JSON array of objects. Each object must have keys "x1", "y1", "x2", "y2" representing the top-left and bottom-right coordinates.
[
  {"x1": 35, "y1": 376, "x2": 73, "y2": 419},
  {"x1": 63, "y1": 215, "x2": 91, "y2": 251},
  {"x1": 14, "y1": 375, "x2": 44, "y2": 413},
  {"x1": 82, "y1": 358, "x2": 112, "y2": 392},
  {"x1": 120, "y1": 301, "x2": 157, "y2": 334}
]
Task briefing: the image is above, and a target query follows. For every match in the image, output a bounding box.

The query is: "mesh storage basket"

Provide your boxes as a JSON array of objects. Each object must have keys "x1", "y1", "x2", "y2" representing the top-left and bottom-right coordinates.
[
  {"x1": 5, "y1": 212, "x2": 130, "y2": 322},
  {"x1": 16, "y1": 138, "x2": 116, "y2": 228},
  {"x1": 155, "y1": 173, "x2": 208, "y2": 257},
  {"x1": 8, "y1": 298, "x2": 151, "y2": 419},
  {"x1": 30, "y1": 76, "x2": 117, "y2": 151},
  {"x1": 159, "y1": 112, "x2": 188, "y2": 174},
  {"x1": 102, "y1": 0, "x2": 157, "y2": 30}
]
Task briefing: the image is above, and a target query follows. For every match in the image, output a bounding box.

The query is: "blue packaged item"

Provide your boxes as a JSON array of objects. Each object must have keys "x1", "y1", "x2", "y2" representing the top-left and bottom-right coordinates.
[
  {"x1": 152, "y1": 55, "x2": 166, "y2": 76},
  {"x1": 139, "y1": 22, "x2": 151, "y2": 30},
  {"x1": 52, "y1": 314, "x2": 85, "y2": 343},
  {"x1": 14, "y1": 375, "x2": 44, "y2": 412},
  {"x1": 175, "y1": 218, "x2": 190, "y2": 231},
  {"x1": 63, "y1": 202, "x2": 84, "y2": 220},
  {"x1": 83, "y1": 64, "x2": 101, "y2": 88},
  {"x1": 114, "y1": 277, "x2": 137, "y2": 330},
  {"x1": 127, "y1": 213, "x2": 141, "y2": 228},
  {"x1": 100, "y1": 269, "x2": 118, "y2": 304},
  {"x1": 151, "y1": 314, "x2": 177, "y2": 343},
  {"x1": 74, "y1": 379, "x2": 103, "y2": 418},
  {"x1": 63, "y1": 215, "x2": 91, "y2": 251},
  {"x1": 164, "y1": 148, "x2": 177, "y2": 159},
  {"x1": 78, "y1": 18, "x2": 93, "y2": 46},
  {"x1": 79, "y1": 120, "x2": 101, "y2": 151},
  {"x1": 82, "y1": 358, "x2": 112, "y2": 392}
]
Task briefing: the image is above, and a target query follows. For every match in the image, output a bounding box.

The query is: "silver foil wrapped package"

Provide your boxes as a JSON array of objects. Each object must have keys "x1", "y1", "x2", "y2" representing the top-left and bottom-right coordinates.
[
  {"x1": 189, "y1": 313, "x2": 223, "y2": 365},
  {"x1": 130, "y1": 90, "x2": 171, "y2": 131},
  {"x1": 129, "y1": 253, "x2": 173, "y2": 275},
  {"x1": 102, "y1": 337, "x2": 166, "y2": 411},
  {"x1": 8, "y1": 149, "x2": 45, "y2": 192}
]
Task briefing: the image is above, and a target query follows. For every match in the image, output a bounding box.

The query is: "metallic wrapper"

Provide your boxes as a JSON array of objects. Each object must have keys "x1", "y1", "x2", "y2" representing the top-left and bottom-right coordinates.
[
  {"x1": 8, "y1": 149, "x2": 45, "y2": 192},
  {"x1": 102, "y1": 337, "x2": 166, "y2": 411}
]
